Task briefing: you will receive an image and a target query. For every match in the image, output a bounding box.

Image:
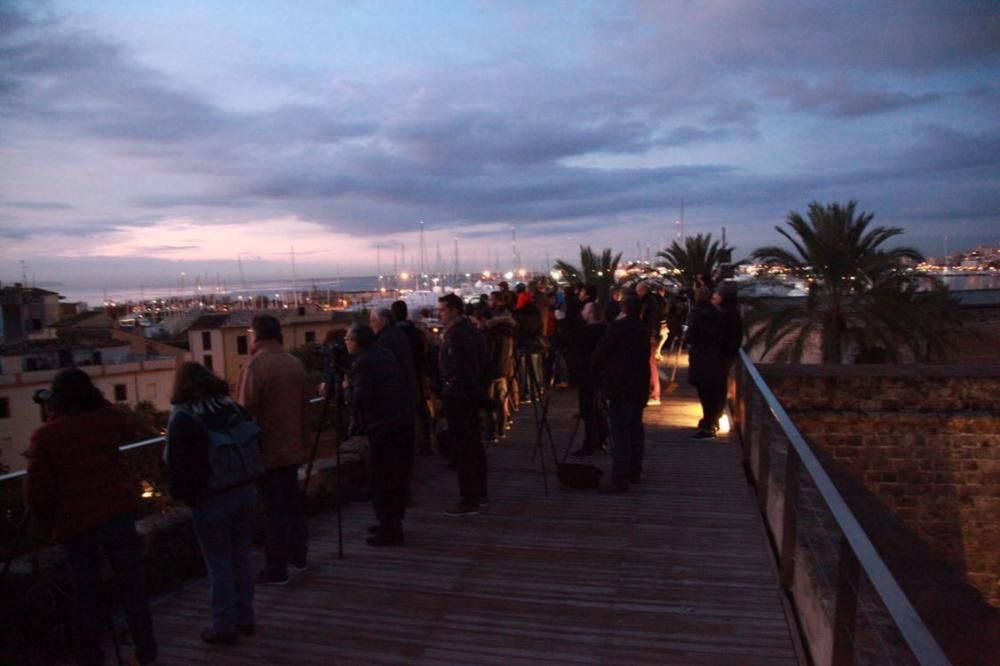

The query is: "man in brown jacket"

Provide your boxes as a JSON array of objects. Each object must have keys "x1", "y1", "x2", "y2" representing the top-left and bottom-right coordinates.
[{"x1": 239, "y1": 314, "x2": 310, "y2": 584}]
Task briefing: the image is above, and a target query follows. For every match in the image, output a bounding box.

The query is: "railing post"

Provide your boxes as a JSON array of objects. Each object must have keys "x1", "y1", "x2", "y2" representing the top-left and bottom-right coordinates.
[
  {"x1": 780, "y1": 448, "x2": 800, "y2": 590},
  {"x1": 756, "y1": 401, "x2": 770, "y2": 513},
  {"x1": 832, "y1": 535, "x2": 861, "y2": 666}
]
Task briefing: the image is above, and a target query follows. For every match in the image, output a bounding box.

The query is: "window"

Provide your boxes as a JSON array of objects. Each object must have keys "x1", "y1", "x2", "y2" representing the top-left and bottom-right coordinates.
[
  {"x1": 203, "y1": 355, "x2": 214, "y2": 371},
  {"x1": 113, "y1": 384, "x2": 127, "y2": 402},
  {"x1": 305, "y1": 331, "x2": 316, "y2": 344},
  {"x1": 0, "y1": 397, "x2": 9, "y2": 419},
  {"x1": 201, "y1": 331, "x2": 212, "y2": 351},
  {"x1": 237, "y1": 335, "x2": 248, "y2": 355}
]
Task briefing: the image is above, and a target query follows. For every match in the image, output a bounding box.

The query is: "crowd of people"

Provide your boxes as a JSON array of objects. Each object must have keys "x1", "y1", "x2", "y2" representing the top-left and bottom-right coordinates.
[{"x1": 22, "y1": 275, "x2": 743, "y2": 661}]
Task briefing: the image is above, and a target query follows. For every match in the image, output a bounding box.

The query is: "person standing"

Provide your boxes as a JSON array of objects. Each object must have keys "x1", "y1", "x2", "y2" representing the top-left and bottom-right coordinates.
[
  {"x1": 167, "y1": 361, "x2": 258, "y2": 645},
  {"x1": 713, "y1": 288, "x2": 744, "y2": 429},
  {"x1": 343, "y1": 324, "x2": 415, "y2": 546},
  {"x1": 24, "y1": 368, "x2": 158, "y2": 666},
  {"x1": 591, "y1": 296, "x2": 650, "y2": 493},
  {"x1": 569, "y1": 300, "x2": 609, "y2": 456},
  {"x1": 238, "y1": 314, "x2": 310, "y2": 584},
  {"x1": 437, "y1": 293, "x2": 492, "y2": 516},
  {"x1": 391, "y1": 300, "x2": 433, "y2": 455},
  {"x1": 635, "y1": 281, "x2": 665, "y2": 406},
  {"x1": 685, "y1": 287, "x2": 724, "y2": 439}
]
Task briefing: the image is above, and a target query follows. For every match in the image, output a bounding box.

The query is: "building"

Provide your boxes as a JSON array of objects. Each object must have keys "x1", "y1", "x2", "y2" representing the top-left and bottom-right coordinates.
[
  {"x1": 0, "y1": 284, "x2": 61, "y2": 344},
  {"x1": 0, "y1": 335, "x2": 186, "y2": 472}
]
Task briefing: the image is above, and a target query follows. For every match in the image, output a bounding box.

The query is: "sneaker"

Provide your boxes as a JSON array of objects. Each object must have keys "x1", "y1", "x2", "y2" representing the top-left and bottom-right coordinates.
[
  {"x1": 690, "y1": 430, "x2": 716, "y2": 440},
  {"x1": 236, "y1": 623, "x2": 256, "y2": 637},
  {"x1": 290, "y1": 559, "x2": 308, "y2": 573},
  {"x1": 646, "y1": 398, "x2": 661, "y2": 406},
  {"x1": 201, "y1": 628, "x2": 238, "y2": 645},
  {"x1": 478, "y1": 496, "x2": 490, "y2": 508},
  {"x1": 255, "y1": 570, "x2": 289, "y2": 586},
  {"x1": 444, "y1": 503, "x2": 481, "y2": 517}
]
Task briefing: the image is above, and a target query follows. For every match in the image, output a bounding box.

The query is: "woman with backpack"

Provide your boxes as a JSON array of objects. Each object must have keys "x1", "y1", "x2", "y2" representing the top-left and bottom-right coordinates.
[{"x1": 167, "y1": 361, "x2": 260, "y2": 645}]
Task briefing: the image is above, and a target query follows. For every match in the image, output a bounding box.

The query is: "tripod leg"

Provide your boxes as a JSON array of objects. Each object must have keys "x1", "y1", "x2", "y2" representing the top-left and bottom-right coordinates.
[
  {"x1": 525, "y1": 354, "x2": 549, "y2": 496},
  {"x1": 303, "y1": 390, "x2": 334, "y2": 497}
]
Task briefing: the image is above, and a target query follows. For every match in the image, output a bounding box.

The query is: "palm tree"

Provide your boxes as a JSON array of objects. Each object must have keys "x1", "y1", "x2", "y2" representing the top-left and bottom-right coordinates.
[
  {"x1": 747, "y1": 201, "x2": 964, "y2": 364},
  {"x1": 656, "y1": 233, "x2": 731, "y2": 289},
  {"x1": 553, "y1": 246, "x2": 622, "y2": 304}
]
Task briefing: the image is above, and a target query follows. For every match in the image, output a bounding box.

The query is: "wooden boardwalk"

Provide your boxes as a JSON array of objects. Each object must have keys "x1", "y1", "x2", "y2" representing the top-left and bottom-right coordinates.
[{"x1": 146, "y1": 378, "x2": 803, "y2": 665}]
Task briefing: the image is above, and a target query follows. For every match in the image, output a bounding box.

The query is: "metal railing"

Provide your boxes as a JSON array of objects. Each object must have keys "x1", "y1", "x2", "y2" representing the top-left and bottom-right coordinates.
[{"x1": 732, "y1": 350, "x2": 948, "y2": 666}]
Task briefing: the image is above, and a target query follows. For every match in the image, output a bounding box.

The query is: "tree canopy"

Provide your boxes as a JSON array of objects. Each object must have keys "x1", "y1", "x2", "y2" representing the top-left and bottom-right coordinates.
[
  {"x1": 553, "y1": 245, "x2": 622, "y2": 304},
  {"x1": 747, "y1": 201, "x2": 964, "y2": 364},
  {"x1": 656, "y1": 233, "x2": 731, "y2": 289}
]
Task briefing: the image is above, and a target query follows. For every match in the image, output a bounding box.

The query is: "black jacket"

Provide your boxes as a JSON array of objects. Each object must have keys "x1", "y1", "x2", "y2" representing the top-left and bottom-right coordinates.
[
  {"x1": 375, "y1": 324, "x2": 420, "y2": 408},
  {"x1": 719, "y1": 306, "x2": 743, "y2": 360},
  {"x1": 513, "y1": 302, "x2": 544, "y2": 352},
  {"x1": 570, "y1": 322, "x2": 607, "y2": 388},
  {"x1": 349, "y1": 346, "x2": 415, "y2": 440},
  {"x1": 591, "y1": 315, "x2": 649, "y2": 403},
  {"x1": 684, "y1": 302, "x2": 722, "y2": 386},
  {"x1": 439, "y1": 316, "x2": 491, "y2": 403}
]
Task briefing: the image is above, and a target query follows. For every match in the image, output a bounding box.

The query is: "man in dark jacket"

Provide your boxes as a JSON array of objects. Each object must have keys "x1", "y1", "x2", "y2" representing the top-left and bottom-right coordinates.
[
  {"x1": 685, "y1": 287, "x2": 724, "y2": 439},
  {"x1": 391, "y1": 300, "x2": 432, "y2": 454},
  {"x1": 437, "y1": 293, "x2": 491, "y2": 516},
  {"x1": 345, "y1": 324, "x2": 415, "y2": 546},
  {"x1": 570, "y1": 300, "x2": 608, "y2": 456},
  {"x1": 591, "y1": 295, "x2": 650, "y2": 493}
]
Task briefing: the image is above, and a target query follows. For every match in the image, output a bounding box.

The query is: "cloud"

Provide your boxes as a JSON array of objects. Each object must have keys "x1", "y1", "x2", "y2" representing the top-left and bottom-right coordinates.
[
  {"x1": 1, "y1": 200, "x2": 72, "y2": 210},
  {"x1": 765, "y1": 76, "x2": 942, "y2": 117}
]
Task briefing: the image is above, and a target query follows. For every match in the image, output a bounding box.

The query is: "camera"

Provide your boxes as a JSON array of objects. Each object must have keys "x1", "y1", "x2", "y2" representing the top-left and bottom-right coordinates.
[{"x1": 32, "y1": 388, "x2": 52, "y2": 405}]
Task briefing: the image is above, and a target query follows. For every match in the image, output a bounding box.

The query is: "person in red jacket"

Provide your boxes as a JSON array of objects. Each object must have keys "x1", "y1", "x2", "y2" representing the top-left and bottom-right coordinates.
[{"x1": 24, "y1": 368, "x2": 158, "y2": 666}]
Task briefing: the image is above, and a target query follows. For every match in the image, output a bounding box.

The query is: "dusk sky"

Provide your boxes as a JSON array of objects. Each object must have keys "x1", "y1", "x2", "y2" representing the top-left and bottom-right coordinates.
[{"x1": 1, "y1": 1, "x2": 998, "y2": 298}]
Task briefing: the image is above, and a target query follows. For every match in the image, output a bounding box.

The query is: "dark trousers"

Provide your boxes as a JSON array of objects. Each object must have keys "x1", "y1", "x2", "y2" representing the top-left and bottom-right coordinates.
[
  {"x1": 258, "y1": 465, "x2": 309, "y2": 575},
  {"x1": 577, "y1": 383, "x2": 606, "y2": 450},
  {"x1": 445, "y1": 398, "x2": 487, "y2": 505},
  {"x1": 370, "y1": 424, "x2": 415, "y2": 536},
  {"x1": 62, "y1": 514, "x2": 157, "y2": 666},
  {"x1": 696, "y1": 374, "x2": 727, "y2": 432},
  {"x1": 608, "y1": 399, "x2": 645, "y2": 485}
]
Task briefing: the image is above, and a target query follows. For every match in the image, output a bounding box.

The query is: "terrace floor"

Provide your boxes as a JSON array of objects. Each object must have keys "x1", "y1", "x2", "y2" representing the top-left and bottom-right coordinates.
[{"x1": 142, "y1": 374, "x2": 804, "y2": 665}]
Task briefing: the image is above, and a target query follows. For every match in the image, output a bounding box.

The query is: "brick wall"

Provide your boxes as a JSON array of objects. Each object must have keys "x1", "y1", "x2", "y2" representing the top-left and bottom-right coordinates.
[{"x1": 759, "y1": 364, "x2": 1000, "y2": 607}]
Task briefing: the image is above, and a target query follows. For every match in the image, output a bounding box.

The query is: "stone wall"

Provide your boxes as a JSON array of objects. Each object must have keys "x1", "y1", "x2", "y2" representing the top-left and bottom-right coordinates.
[{"x1": 758, "y1": 364, "x2": 1000, "y2": 607}]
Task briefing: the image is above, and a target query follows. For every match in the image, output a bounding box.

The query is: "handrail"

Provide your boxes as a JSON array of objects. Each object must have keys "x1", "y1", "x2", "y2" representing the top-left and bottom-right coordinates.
[
  {"x1": 738, "y1": 349, "x2": 949, "y2": 665},
  {"x1": 0, "y1": 396, "x2": 328, "y2": 485}
]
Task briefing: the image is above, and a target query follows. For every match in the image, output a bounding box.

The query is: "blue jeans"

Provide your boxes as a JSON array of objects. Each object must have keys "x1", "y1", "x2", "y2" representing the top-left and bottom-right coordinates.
[
  {"x1": 191, "y1": 484, "x2": 257, "y2": 633},
  {"x1": 608, "y1": 400, "x2": 645, "y2": 485},
  {"x1": 62, "y1": 513, "x2": 157, "y2": 666},
  {"x1": 258, "y1": 465, "x2": 309, "y2": 576}
]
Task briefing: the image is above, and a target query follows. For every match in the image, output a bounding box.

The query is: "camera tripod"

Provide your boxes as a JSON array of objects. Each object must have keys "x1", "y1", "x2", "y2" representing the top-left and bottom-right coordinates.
[
  {"x1": 303, "y1": 379, "x2": 345, "y2": 560},
  {"x1": 513, "y1": 348, "x2": 560, "y2": 495}
]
